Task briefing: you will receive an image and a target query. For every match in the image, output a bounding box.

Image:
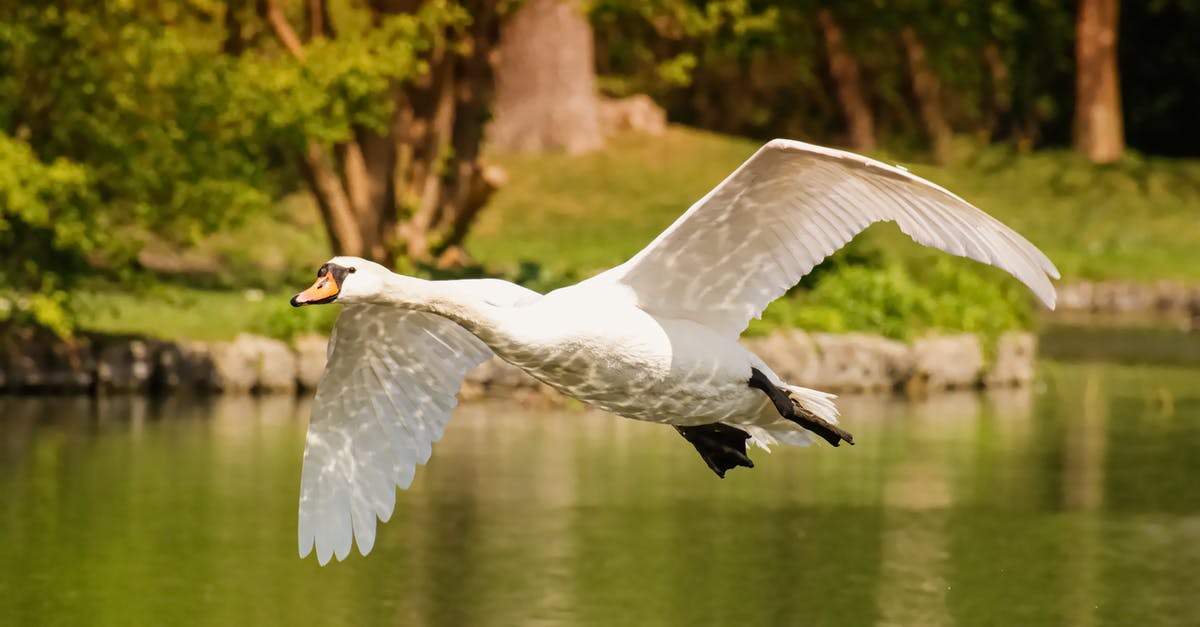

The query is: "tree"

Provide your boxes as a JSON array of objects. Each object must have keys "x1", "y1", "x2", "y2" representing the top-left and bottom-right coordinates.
[
  {"x1": 490, "y1": 0, "x2": 603, "y2": 154},
  {"x1": 1072, "y1": 0, "x2": 1124, "y2": 162},
  {"x1": 0, "y1": 1, "x2": 272, "y2": 334},
  {"x1": 899, "y1": 25, "x2": 952, "y2": 164},
  {"x1": 255, "y1": 0, "x2": 505, "y2": 265},
  {"x1": 0, "y1": 134, "x2": 95, "y2": 335},
  {"x1": 0, "y1": 0, "x2": 510, "y2": 334},
  {"x1": 815, "y1": 7, "x2": 874, "y2": 151}
]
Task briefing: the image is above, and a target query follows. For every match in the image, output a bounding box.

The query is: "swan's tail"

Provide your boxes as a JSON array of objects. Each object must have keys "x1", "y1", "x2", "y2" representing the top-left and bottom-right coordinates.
[
  {"x1": 739, "y1": 384, "x2": 844, "y2": 451},
  {"x1": 783, "y1": 384, "x2": 841, "y2": 424},
  {"x1": 677, "y1": 383, "x2": 848, "y2": 477}
]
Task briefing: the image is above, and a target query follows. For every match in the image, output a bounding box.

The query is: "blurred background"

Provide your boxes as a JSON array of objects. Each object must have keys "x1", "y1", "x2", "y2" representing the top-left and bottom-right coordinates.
[{"x1": 1, "y1": 1, "x2": 1199, "y2": 626}]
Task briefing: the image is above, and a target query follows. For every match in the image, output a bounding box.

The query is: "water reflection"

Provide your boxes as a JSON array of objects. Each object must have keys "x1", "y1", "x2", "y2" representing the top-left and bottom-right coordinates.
[{"x1": 1, "y1": 362, "x2": 1198, "y2": 627}]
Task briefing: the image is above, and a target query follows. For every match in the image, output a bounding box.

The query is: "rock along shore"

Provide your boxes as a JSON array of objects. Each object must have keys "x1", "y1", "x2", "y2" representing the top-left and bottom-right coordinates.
[
  {"x1": 0, "y1": 329, "x2": 1035, "y2": 399},
  {"x1": 1056, "y1": 280, "x2": 1200, "y2": 316}
]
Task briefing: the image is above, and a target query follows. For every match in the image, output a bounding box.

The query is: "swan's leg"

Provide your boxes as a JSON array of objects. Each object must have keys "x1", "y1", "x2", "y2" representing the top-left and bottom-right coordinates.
[
  {"x1": 674, "y1": 424, "x2": 754, "y2": 478},
  {"x1": 748, "y1": 368, "x2": 855, "y2": 447}
]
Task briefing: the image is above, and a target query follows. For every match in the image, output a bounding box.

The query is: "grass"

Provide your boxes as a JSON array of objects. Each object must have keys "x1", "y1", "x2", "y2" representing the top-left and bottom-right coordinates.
[
  {"x1": 75, "y1": 282, "x2": 337, "y2": 342},
  {"x1": 469, "y1": 128, "x2": 760, "y2": 278},
  {"x1": 75, "y1": 126, "x2": 1200, "y2": 340},
  {"x1": 473, "y1": 127, "x2": 1200, "y2": 283}
]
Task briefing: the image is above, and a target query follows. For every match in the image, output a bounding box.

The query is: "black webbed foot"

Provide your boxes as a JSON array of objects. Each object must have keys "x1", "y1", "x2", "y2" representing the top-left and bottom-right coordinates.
[{"x1": 674, "y1": 423, "x2": 755, "y2": 478}]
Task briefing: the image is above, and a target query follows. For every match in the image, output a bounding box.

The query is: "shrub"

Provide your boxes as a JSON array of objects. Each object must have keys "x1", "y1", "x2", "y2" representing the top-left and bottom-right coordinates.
[{"x1": 749, "y1": 259, "x2": 1033, "y2": 342}]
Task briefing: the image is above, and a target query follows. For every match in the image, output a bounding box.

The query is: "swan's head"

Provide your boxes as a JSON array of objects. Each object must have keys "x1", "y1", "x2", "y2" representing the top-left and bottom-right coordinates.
[{"x1": 290, "y1": 256, "x2": 391, "y2": 307}]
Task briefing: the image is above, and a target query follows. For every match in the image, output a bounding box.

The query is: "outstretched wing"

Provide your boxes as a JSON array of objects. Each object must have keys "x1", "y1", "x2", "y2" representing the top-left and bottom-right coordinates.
[
  {"x1": 591, "y1": 139, "x2": 1059, "y2": 336},
  {"x1": 298, "y1": 305, "x2": 491, "y2": 565}
]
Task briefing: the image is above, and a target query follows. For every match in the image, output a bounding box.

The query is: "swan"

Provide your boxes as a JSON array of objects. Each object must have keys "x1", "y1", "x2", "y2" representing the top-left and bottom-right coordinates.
[{"x1": 290, "y1": 138, "x2": 1059, "y2": 564}]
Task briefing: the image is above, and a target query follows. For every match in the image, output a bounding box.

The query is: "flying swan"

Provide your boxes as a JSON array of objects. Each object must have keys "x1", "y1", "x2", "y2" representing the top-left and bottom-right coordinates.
[{"x1": 289, "y1": 139, "x2": 1059, "y2": 564}]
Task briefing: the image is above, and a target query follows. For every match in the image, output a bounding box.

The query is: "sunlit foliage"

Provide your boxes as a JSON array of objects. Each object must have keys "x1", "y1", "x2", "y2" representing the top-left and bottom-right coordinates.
[{"x1": 0, "y1": 0, "x2": 458, "y2": 334}]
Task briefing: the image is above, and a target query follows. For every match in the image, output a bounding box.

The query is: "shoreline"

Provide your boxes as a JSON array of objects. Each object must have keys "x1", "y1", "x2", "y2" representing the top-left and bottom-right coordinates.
[
  {"x1": 5, "y1": 278, "x2": 1188, "y2": 399},
  {"x1": 0, "y1": 329, "x2": 1036, "y2": 399},
  {"x1": 1055, "y1": 280, "x2": 1200, "y2": 319}
]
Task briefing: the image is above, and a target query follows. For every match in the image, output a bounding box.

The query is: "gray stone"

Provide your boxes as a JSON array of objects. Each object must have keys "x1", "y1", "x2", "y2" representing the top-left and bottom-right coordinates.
[
  {"x1": 1153, "y1": 281, "x2": 1191, "y2": 312},
  {"x1": 1057, "y1": 280, "x2": 1200, "y2": 315},
  {"x1": 252, "y1": 335, "x2": 297, "y2": 393},
  {"x1": 910, "y1": 334, "x2": 984, "y2": 391},
  {"x1": 95, "y1": 338, "x2": 156, "y2": 392},
  {"x1": 0, "y1": 335, "x2": 93, "y2": 392},
  {"x1": 207, "y1": 334, "x2": 297, "y2": 393},
  {"x1": 207, "y1": 336, "x2": 259, "y2": 393},
  {"x1": 1092, "y1": 281, "x2": 1156, "y2": 313},
  {"x1": 984, "y1": 332, "x2": 1037, "y2": 387},
  {"x1": 293, "y1": 334, "x2": 329, "y2": 390},
  {"x1": 155, "y1": 341, "x2": 214, "y2": 391},
  {"x1": 742, "y1": 330, "x2": 820, "y2": 384},
  {"x1": 1056, "y1": 281, "x2": 1095, "y2": 311},
  {"x1": 598, "y1": 94, "x2": 667, "y2": 137},
  {"x1": 809, "y1": 333, "x2": 912, "y2": 392}
]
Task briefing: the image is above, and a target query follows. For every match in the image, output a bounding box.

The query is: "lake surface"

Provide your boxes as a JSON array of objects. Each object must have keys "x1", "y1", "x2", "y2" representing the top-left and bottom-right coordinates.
[{"x1": 1, "y1": 361, "x2": 1198, "y2": 627}]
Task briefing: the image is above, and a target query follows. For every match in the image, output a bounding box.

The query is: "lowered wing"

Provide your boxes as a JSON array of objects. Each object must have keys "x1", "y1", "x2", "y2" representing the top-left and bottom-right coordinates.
[{"x1": 298, "y1": 305, "x2": 491, "y2": 565}]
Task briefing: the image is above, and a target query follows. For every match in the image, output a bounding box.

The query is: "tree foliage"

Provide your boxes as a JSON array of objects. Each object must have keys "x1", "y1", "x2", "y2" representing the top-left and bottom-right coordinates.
[
  {"x1": 593, "y1": 0, "x2": 1194, "y2": 157},
  {"x1": 0, "y1": 1, "x2": 268, "y2": 333},
  {"x1": 0, "y1": 134, "x2": 94, "y2": 334},
  {"x1": 0, "y1": 0, "x2": 484, "y2": 334}
]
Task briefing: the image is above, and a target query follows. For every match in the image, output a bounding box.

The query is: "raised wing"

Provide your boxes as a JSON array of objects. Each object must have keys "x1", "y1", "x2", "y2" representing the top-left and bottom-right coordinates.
[
  {"x1": 594, "y1": 139, "x2": 1059, "y2": 336},
  {"x1": 298, "y1": 305, "x2": 492, "y2": 565}
]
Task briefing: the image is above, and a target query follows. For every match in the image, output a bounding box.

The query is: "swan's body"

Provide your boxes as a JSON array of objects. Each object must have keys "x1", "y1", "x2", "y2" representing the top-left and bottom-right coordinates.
[
  {"x1": 292, "y1": 139, "x2": 1060, "y2": 564},
  {"x1": 480, "y1": 288, "x2": 769, "y2": 425}
]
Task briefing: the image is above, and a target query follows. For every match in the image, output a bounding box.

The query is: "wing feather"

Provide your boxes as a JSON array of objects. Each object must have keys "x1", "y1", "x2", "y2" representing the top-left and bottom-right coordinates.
[
  {"x1": 594, "y1": 139, "x2": 1059, "y2": 335},
  {"x1": 298, "y1": 305, "x2": 492, "y2": 565}
]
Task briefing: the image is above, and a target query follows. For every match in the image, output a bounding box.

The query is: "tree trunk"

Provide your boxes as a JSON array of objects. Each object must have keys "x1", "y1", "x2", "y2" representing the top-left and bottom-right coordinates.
[
  {"x1": 222, "y1": 2, "x2": 244, "y2": 56},
  {"x1": 1073, "y1": 0, "x2": 1124, "y2": 163},
  {"x1": 260, "y1": 0, "x2": 504, "y2": 267},
  {"x1": 981, "y1": 43, "x2": 1012, "y2": 141},
  {"x1": 391, "y1": 1, "x2": 504, "y2": 264},
  {"x1": 816, "y1": 9, "x2": 875, "y2": 151},
  {"x1": 900, "y1": 27, "x2": 952, "y2": 164},
  {"x1": 489, "y1": 0, "x2": 603, "y2": 154},
  {"x1": 298, "y1": 143, "x2": 364, "y2": 257},
  {"x1": 307, "y1": 0, "x2": 334, "y2": 39}
]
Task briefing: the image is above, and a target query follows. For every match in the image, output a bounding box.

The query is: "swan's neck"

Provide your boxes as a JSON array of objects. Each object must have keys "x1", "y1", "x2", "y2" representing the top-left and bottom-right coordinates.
[{"x1": 373, "y1": 274, "x2": 508, "y2": 342}]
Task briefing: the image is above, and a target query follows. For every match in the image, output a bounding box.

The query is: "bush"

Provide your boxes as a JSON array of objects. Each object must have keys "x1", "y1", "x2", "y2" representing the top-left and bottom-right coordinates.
[
  {"x1": 252, "y1": 299, "x2": 340, "y2": 341},
  {"x1": 748, "y1": 259, "x2": 1033, "y2": 341},
  {"x1": 0, "y1": 133, "x2": 96, "y2": 336}
]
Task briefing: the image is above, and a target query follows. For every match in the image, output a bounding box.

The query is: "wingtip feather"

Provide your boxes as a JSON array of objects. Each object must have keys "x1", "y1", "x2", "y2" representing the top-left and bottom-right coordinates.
[
  {"x1": 1042, "y1": 286, "x2": 1058, "y2": 311},
  {"x1": 299, "y1": 536, "x2": 314, "y2": 559},
  {"x1": 316, "y1": 540, "x2": 333, "y2": 566},
  {"x1": 354, "y1": 524, "x2": 377, "y2": 557}
]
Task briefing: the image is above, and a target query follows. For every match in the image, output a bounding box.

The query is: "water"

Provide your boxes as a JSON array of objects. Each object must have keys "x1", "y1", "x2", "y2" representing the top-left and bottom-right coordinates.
[{"x1": 1, "y1": 361, "x2": 1198, "y2": 627}]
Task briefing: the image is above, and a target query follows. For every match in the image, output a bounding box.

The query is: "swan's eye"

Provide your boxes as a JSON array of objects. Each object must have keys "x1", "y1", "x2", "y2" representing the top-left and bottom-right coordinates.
[{"x1": 349, "y1": 267, "x2": 357, "y2": 274}]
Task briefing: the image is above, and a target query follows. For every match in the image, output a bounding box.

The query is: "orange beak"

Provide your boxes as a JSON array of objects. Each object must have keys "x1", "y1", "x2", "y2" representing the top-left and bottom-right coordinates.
[{"x1": 290, "y1": 274, "x2": 340, "y2": 307}]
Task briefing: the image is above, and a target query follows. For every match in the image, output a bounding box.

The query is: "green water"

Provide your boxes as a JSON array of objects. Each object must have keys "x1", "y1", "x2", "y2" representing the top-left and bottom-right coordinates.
[{"x1": 1, "y1": 362, "x2": 1198, "y2": 627}]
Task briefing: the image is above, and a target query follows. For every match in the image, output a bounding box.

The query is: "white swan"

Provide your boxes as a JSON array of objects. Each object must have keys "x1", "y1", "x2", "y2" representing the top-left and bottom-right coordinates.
[{"x1": 290, "y1": 139, "x2": 1059, "y2": 564}]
